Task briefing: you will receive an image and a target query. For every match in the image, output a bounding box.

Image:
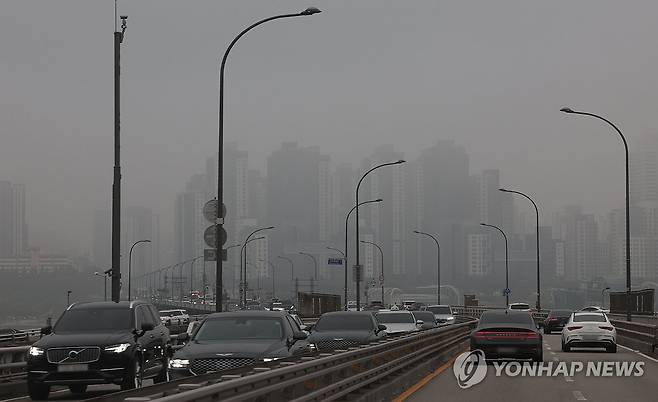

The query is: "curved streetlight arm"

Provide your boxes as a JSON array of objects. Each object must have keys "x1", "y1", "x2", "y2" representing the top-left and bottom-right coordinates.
[
  {"x1": 561, "y1": 107, "x2": 631, "y2": 321},
  {"x1": 128, "y1": 239, "x2": 151, "y2": 301},
  {"x1": 481, "y1": 222, "x2": 509, "y2": 305},
  {"x1": 500, "y1": 188, "x2": 541, "y2": 310},
  {"x1": 326, "y1": 246, "x2": 345, "y2": 257},
  {"x1": 412, "y1": 230, "x2": 441, "y2": 304}
]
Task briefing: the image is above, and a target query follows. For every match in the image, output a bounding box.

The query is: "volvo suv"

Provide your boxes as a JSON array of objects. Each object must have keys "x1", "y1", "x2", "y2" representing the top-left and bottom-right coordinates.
[{"x1": 26, "y1": 301, "x2": 171, "y2": 400}]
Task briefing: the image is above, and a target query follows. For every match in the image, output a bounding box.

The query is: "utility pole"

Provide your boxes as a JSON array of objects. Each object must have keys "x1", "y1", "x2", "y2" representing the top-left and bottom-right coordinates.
[{"x1": 111, "y1": 13, "x2": 127, "y2": 303}]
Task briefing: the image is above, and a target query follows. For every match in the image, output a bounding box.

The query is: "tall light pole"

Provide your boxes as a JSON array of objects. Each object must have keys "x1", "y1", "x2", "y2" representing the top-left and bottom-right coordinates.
[
  {"x1": 360, "y1": 241, "x2": 385, "y2": 304},
  {"x1": 602, "y1": 286, "x2": 611, "y2": 309},
  {"x1": 240, "y1": 229, "x2": 272, "y2": 307},
  {"x1": 481, "y1": 223, "x2": 509, "y2": 306},
  {"x1": 560, "y1": 107, "x2": 632, "y2": 321},
  {"x1": 128, "y1": 239, "x2": 151, "y2": 301},
  {"x1": 277, "y1": 256, "x2": 295, "y2": 302},
  {"x1": 344, "y1": 198, "x2": 383, "y2": 310},
  {"x1": 500, "y1": 188, "x2": 541, "y2": 310},
  {"x1": 299, "y1": 252, "x2": 318, "y2": 293},
  {"x1": 216, "y1": 7, "x2": 321, "y2": 313},
  {"x1": 111, "y1": 14, "x2": 128, "y2": 303},
  {"x1": 355, "y1": 162, "x2": 405, "y2": 310},
  {"x1": 412, "y1": 231, "x2": 440, "y2": 305},
  {"x1": 67, "y1": 290, "x2": 72, "y2": 306},
  {"x1": 214, "y1": 244, "x2": 240, "y2": 303}
]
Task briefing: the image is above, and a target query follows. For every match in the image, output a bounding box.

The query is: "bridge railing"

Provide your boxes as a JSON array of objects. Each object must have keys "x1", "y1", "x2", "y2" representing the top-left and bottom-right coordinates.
[{"x1": 0, "y1": 329, "x2": 41, "y2": 346}]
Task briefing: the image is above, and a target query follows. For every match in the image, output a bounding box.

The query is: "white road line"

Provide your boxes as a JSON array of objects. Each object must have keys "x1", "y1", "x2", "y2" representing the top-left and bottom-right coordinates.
[
  {"x1": 618, "y1": 344, "x2": 658, "y2": 364},
  {"x1": 573, "y1": 391, "x2": 587, "y2": 400},
  {"x1": 565, "y1": 376, "x2": 574, "y2": 382},
  {"x1": 550, "y1": 351, "x2": 556, "y2": 355}
]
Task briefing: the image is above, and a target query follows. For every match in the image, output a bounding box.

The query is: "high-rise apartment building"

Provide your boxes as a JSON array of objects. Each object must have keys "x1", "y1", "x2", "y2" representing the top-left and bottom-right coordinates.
[{"x1": 0, "y1": 181, "x2": 27, "y2": 257}]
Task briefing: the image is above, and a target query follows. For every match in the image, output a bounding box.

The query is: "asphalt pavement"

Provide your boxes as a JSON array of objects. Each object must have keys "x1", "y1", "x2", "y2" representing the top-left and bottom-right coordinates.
[
  {"x1": 405, "y1": 334, "x2": 658, "y2": 402},
  {"x1": 0, "y1": 380, "x2": 155, "y2": 402}
]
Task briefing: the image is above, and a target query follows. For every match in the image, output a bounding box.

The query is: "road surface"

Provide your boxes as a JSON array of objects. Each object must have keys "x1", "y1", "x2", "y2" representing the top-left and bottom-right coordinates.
[{"x1": 404, "y1": 334, "x2": 658, "y2": 402}]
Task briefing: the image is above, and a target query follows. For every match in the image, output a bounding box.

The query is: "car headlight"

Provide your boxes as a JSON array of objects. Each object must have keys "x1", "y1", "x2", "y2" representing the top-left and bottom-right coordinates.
[
  {"x1": 169, "y1": 358, "x2": 190, "y2": 368},
  {"x1": 261, "y1": 357, "x2": 282, "y2": 362},
  {"x1": 29, "y1": 347, "x2": 44, "y2": 356},
  {"x1": 308, "y1": 343, "x2": 317, "y2": 352},
  {"x1": 447, "y1": 317, "x2": 455, "y2": 321},
  {"x1": 104, "y1": 343, "x2": 131, "y2": 353}
]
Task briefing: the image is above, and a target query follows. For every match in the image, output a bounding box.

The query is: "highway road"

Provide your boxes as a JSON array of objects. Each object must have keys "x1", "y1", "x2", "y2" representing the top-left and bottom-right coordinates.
[
  {"x1": 0, "y1": 380, "x2": 155, "y2": 402},
  {"x1": 403, "y1": 334, "x2": 658, "y2": 402}
]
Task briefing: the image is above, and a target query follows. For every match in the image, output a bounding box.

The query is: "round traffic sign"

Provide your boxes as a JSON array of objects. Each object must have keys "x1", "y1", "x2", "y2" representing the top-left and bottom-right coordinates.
[
  {"x1": 204, "y1": 225, "x2": 227, "y2": 248},
  {"x1": 203, "y1": 200, "x2": 227, "y2": 222},
  {"x1": 379, "y1": 274, "x2": 384, "y2": 283}
]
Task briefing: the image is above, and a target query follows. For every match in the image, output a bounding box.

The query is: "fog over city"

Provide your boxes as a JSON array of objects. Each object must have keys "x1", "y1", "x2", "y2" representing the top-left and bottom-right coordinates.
[{"x1": 2, "y1": 0, "x2": 658, "y2": 318}]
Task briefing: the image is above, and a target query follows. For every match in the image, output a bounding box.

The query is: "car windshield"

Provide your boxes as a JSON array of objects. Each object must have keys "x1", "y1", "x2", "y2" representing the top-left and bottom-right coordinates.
[
  {"x1": 376, "y1": 313, "x2": 415, "y2": 324},
  {"x1": 479, "y1": 311, "x2": 533, "y2": 325},
  {"x1": 509, "y1": 304, "x2": 530, "y2": 310},
  {"x1": 315, "y1": 315, "x2": 373, "y2": 331},
  {"x1": 413, "y1": 312, "x2": 434, "y2": 322},
  {"x1": 581, "y1": 307, "x2": 601, "y2": 311},
  {"x1": 549, "y1": 310, "x2": 572, "y2": 318},
  {"x1": 426, "y1": 306, "x2": 452, "y2": 315},
  {"x1": 195, "y1": 317, "x2": 284, "y2": 341},
  {"x1": 54, "y1": 309, "x2": 133, "y2": 332},
  {"x1": 573, "y1": 314, "x2": 607, "y2": 323}
]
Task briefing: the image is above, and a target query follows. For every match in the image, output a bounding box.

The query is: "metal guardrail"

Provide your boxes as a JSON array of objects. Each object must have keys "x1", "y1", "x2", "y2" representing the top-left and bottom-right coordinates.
[
  {"x1": 97, "y1": 318, "x2": 477, "y2": 402},
  {"x1": 0, "y1": 329, "x2": 41, "y2": 346},
  {"x1": 0, "y1": 346, "x2": 29, "y2": 383}
]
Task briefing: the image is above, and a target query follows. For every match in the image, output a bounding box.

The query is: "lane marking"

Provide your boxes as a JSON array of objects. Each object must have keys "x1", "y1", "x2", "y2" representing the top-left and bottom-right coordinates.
[
  {"x1": 573, "y1": 391, "x2": 587, "y2": 400},
  {"x1": 392, "y1": 349, "x2": 464, "y2": 402},
  {"x1": 565, "y1": 376, "x2": 574, "y2": 382},
  {"x1": 618, "y1": 344, "x2": 658, "y2": 364},
  {"x1": 550, "y1": 351, "x2": 556, "y2": 355}
]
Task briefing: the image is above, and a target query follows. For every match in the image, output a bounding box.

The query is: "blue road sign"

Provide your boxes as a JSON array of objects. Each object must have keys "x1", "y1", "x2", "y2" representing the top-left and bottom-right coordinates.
[
  {"x1": 328, "y1": 258, "x2": 344, "y2": 265},
  {"x1": 503, "y1": 288, "x2": 511, "y2": 296}
]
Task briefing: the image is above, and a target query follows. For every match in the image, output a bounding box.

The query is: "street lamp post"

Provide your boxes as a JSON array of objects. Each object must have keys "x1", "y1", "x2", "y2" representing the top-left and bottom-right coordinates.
[
  {"x1": 94, "y1": 271, "x2": 109, "y2": 301},
  {"x1": 602, "y1": 286, "x2": 611, "y2": 309},
  {"x1": 277, "y1": 256, "x2": 295, "y2": 302},
  {"x1": 355, "y1": 161, "x2": 405, "y2": 310},
  {"x1": 360, "y1": 241, "x2": 385, "y2": 304},
  {"x1": 560, "y1": 107, "x2": 632, "y2": 321},
  {"x1": 344, "y1": 199, "x2": 383, "y2": 310},
  {"x1": 111, "y1": 15, "x2": 127, "y2": 303},
  {"x1": 299, "y1": 252, "x2": 318, "y2": 293},
  {"x1": 412, "y1": 231, "x2": 440, "y2": 305},
  {"x1": 500, "y1": 188, "x2": 541, "y2": 311},
  {"x1": 215, "y1": 244, "x2": 240, "y2": 303},
  {"x1": 240, "y1": 228, "x2": 272, "y2": 307},
  {"x1": 215, "y1": 7, "x2": 321, "y2": 313},
  {"x1": 128, "y1": 239, "x2": 151, "y2": 301},
  {"x1": 481, "y1": 223, "x2": 509, "y2": 306},
  {"x1": 67, "y1": 290, "x2": 72, "y2": 306}
]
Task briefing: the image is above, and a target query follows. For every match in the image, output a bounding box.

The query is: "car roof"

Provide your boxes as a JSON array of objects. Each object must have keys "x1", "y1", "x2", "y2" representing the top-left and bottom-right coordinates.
[
  {"x1": 319, "y1": 311, "x2": 374, "y2": 317},
  {"x1": 573, "y1": 311, "x2": 605, "y2": 316},
  {"x1": 205, "y1": 310, "x2": 291, "y2": 319},
  {"x1": 509, "y1": 303, "x2": 529, "y2": 306},
  {"x1": 376, "y1": 310, "x2": 413, "y2": 314},
  {"x1": 426, "y1": 304, "x2": 451, "y2": 308},
  {"x1": 69, "y1": 301, "x2": 148, "y2": 310},
  {"x1": 160, "y1": 309, "x2": 186, "y2": 313}
]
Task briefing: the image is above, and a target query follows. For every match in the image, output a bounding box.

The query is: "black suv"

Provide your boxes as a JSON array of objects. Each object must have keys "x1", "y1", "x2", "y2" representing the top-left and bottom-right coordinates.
[
  {"x1": 27, "y1": 301, "x2": 171, "y2": 400},
  {"x1": 169, "y1": 311, "x2": 312, "y2": 379}
]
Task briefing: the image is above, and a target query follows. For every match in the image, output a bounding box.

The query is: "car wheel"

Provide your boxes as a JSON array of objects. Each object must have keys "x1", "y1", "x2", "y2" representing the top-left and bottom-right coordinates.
[
  {"x1": 533, "y1": 350, "x2": 543, "y2": 362},
  {"x1": 27, "y1": 381, "x2": 50, "y2": 400},
  {"x1": 154, "y1": 357, "x2": 170, "y2": 383},
  {"x1": 68, "y1": 384, "x2": 87, "y2": 394},
  {"x1": 607, "y1": 344, "x2": 617, "y2": 353},
  {"x1": 562, "y1": 341, "x2": 570, "y2": 352},
  {"x1": 544, "y1": 327, "x2": 551, "y2": 335},
  {"x1": 121, "y1": 359, "x2": 143, "y2": 390}
]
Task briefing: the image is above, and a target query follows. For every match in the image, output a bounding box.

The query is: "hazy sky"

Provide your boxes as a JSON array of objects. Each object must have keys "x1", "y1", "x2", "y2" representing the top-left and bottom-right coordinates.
[{"x1": 2, "y1": 1, "x2": 658, "y2": 255}]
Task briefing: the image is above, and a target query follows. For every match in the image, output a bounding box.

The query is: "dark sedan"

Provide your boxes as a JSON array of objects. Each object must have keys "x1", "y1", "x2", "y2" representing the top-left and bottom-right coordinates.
[
  {"x1": 470, "y1": 310, "x2": 543, "y2": 362},
  {"x1": 307, "y1": 311, "x2": 386, "y2": 352},
  {"x1": 169, "y1": 311, "x2": 312, "y2": 379},
  {"x1": 543, "y1": 309, "x2": 573, "y2": 334}
]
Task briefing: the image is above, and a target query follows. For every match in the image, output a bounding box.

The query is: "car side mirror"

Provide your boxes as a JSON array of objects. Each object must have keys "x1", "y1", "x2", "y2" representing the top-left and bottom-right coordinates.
[
  {"x1": 416, "y1": 320, "x2": 424, "y2": 326},
  {"x1": 141, "y1": 322, "x2": 155, "y2": 332},
  {"x1": 306, "y1": 324, "x2": 315, "y2": 332},
  {"x1": 40, "y1": 326, "x2": 52, "y2": 335},
  {"x1": 377, "y1": 324, "x2": 387, "y2": 332},
  {"x1": 177, "y1": 332, "x2": 190, "y2": 342},
  {"x1": 299, "y1": 324, "x2": 309, "y2": 331},
  {"x1": 292, "y1": 331, "x2": 308, "y2": 341}
]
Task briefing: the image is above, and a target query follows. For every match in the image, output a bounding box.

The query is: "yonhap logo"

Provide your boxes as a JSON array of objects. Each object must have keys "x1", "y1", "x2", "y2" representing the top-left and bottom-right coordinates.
[{"x1": 453, "y1": 350, "x2": 487, "y2": 388}]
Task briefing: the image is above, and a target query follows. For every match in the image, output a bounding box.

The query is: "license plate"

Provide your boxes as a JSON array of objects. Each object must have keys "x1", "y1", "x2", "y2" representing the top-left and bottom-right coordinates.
[
  {"x1": 57, "y1": 364, "x2": 88, "y2": 372},
  {"x1": 497, "y1": 347, "x2": 518, "y2": 354}
]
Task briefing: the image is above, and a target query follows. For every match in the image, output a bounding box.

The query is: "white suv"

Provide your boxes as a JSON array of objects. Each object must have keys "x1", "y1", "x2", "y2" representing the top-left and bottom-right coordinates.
[{"x1": 160, "y1": 309, "x2": 189, "y2": 326}]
